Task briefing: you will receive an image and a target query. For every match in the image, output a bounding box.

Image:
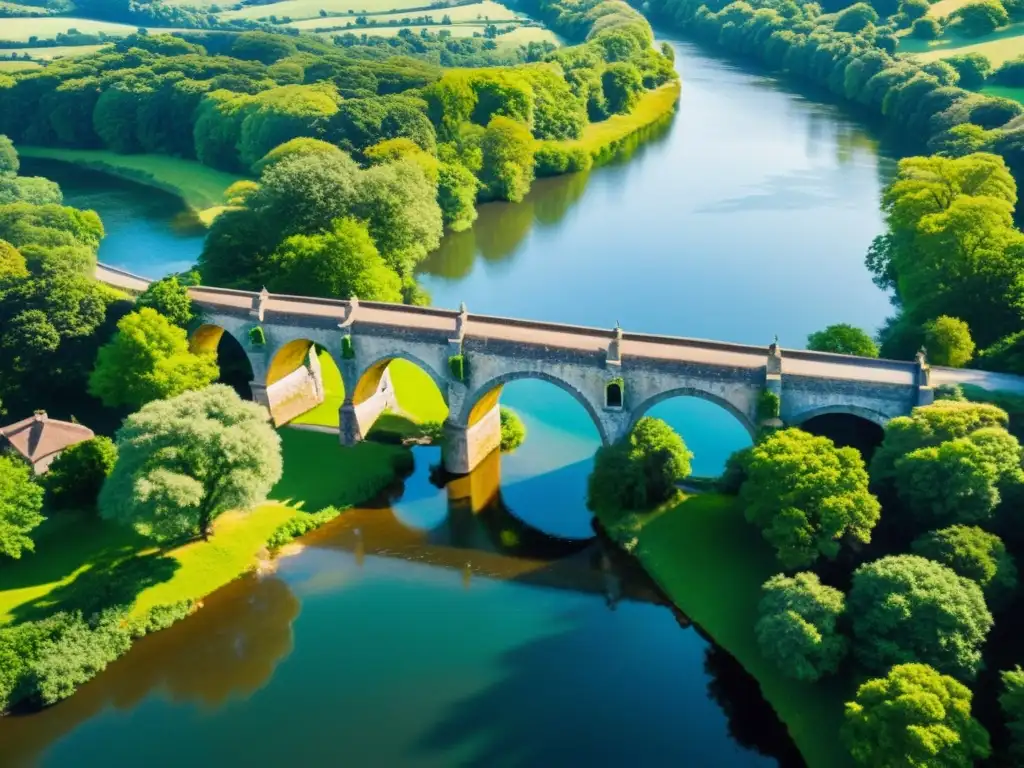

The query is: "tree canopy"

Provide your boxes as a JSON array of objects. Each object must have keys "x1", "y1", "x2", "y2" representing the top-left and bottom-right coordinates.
[
  {"x1": 135, "y1": 276, "x2": 196, "y2": 329},
  {"x1": 740, "y1": 428, "x2": 880, "y2": 568},
  {"x1": 43, "y1": 436, "x2": 118, "y2": 512},
  {"x1": 912, "y1": 525, "x2": 1018, "y2": 608},
  {"x1": 0, "y1": 454, "x2": 44, "y2": 560},
  {"x1": 848, "y1": 555, "x2": 993, "y2": 679},
  {"x1": 99, "y1": 385, "x2": 283, "y2": 542},
  {"x1": 843, "y1": 663, "x2": 991, "y2": 767},
  {"x1": 806, "y1": 324, "x2": 879, "y2": 357},
  {"x1": 89, "y1": 308, "x2": 219, "y2": 410}
]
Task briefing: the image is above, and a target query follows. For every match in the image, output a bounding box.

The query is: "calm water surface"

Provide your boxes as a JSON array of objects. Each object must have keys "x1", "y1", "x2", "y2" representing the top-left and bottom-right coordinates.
[{"x1": 5, "y1": 34, "x2": 904, "y2": 765}]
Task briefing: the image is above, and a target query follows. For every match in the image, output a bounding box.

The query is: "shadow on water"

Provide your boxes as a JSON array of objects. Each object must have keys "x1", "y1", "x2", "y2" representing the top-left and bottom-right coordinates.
[{"x1": 0, "y1": 574, "x2": 300, "y2": 767}]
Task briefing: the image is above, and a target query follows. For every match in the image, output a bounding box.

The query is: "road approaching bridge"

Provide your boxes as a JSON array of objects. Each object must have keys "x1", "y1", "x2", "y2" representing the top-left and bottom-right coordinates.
[{"x1": 96, "y1": 264, "x2": 1024, "y2": 474}]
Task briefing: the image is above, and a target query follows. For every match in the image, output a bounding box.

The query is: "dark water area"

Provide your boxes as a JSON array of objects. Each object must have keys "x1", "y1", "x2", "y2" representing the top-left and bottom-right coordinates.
[{"x1": 4, "y1": 32, "x2": 907, "y2": 766}]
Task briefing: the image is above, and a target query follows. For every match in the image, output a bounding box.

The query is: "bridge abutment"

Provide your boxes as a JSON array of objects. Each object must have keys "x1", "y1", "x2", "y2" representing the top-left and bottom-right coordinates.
[
  {"x1": 443, "y1": 401, "x2": 501, "y2": 475},
  {"x1": 339, "y1": 367, "x2": 397, "y2": 445}
]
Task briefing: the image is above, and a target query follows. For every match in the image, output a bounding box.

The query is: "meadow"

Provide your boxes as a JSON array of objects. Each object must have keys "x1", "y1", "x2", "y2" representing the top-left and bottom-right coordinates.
[{"x1": 218, "y1": 0, "x2": 432, "y2": 21}]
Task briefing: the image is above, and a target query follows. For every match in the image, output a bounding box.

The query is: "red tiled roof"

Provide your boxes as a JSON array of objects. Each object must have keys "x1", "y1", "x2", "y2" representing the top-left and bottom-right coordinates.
[{"x1": 0, "y1": 412, "x2": 94, "y2": 464}]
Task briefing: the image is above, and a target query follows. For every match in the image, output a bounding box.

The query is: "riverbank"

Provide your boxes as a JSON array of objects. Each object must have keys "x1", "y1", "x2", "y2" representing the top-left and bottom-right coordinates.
[
  {"x1": 16, "y1": 146, "x2": 242, "y2": 225},
  {"x1": 597, "y1": 494, "x2": 853, "y2": 768}
]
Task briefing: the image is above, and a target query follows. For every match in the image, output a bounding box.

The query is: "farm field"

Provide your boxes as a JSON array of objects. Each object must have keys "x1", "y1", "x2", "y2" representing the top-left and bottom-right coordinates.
[
  {"x1": 0, "y1": 59, "x2": 40, "y2": 70},
  {"x1": 286, "y1": 0, "x2": 519, "y2": 28},
  {"x1": 326, "y1": 21, "x2": 552, "y2": 40},
  {"x1": 0, "y1": 0, "x2": 53, "y2": 13},
  {"x1": 0, "y1": 44, "x2": 107, "y2": 60},
  {"x1": 926, "y1": 0, "x2": 972, "y2": 17},
  {"x1": 218, "y1": 0, "x2": 430, "y2": 21},
  {"x1": 0, "y1": 17, "x2": 191, "y2": 42},
  {"x1": 898, "y1": 21, "x2": 1024, "y2": 65},
  {"x1": 983, "y1": 84, "x2": 1024, "y2": 103}
]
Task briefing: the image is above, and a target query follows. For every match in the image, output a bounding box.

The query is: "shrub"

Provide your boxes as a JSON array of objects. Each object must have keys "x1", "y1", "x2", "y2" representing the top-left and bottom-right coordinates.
[
  {"x1": 806, "y1": 324, "x2": 879, "y2": 357},
  {"x1": 911, "y1": 17, "x2": 942, "y2": 37},
  {"x1": 266, "y1": 506, "x2": 344, "y2": 550},
  {"x1": 848, "y1": 555, "x2": 992, "y2": 679},
  {"x1": 44, "y1": 436, "x2": 118, "y2": 512},
  {"x1": 249, "y1": 325, "x2": 266, "y2": 346},
  {"x1": 946, "y1": 53, "x2": 993, "y2": 90},
  {"x1": 718, "y1": 446, "x2": 752, "y2": 494},
  {"x1": 341, "y1": 334, "x2": 354, "y2": 360},
  {"x1": 448, "y1": 354, "x2": 466, "y2": 382},
  {"x1": 587, "y1": 417, "x2": 692, "y2": 512},
  {"x1": 755, "y1": 572, "x2": 847, "y2": 682},
  {"x1": 130, "y1": 600, "x2": 195, "y2": 637},
  {"x1": 499, "y1": 407, "x2": 526, "y2": 452},
  {"x1": 843, "y1": 663, "x2": 991, "y2": 767},
  {"x1": 924, "y1": 316, "x2": 975, "y2": 367},
  {"x1": 1002, "y1": 666, "x2": 1024, "y2": 762},
  {"x1": 912, "y1": 525, "x2": 1018, "y2": 608},
  {"x1": 740, "y1": 429, "x2": 880, "y2": 569},
  {"x1": 757, "y1": 390, "x2": 780, "y2": 420},
  {"x1": 952, "y1": 0, "x2": 1008, "y2": 36}
]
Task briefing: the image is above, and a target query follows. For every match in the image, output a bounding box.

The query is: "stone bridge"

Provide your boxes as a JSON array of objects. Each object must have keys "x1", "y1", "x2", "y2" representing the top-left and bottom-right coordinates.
[{"x1": 97, "y1": 264, "x2": 1021, "y2": 475}]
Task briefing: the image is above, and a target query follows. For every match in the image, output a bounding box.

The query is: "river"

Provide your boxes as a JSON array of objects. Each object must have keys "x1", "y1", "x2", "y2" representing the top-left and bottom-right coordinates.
[{"x1": 8, "y1": 34, "x2": 903, "y2": 766}]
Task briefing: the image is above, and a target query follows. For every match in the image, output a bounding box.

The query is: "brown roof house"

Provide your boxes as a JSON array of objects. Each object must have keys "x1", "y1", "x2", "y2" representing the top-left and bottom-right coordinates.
[{"x1": 0, "y1": 412, "x2": 94, "y2": 474}]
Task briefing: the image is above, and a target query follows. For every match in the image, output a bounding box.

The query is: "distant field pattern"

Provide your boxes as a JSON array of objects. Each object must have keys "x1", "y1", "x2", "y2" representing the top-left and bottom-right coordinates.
[
  {"x1": 0, "y1": 17, "x2": 190, "y2": 42},
  {"x1": 0, "y1": 44, "x2": 107, "y2": 59},
  {"x1": 900, "y1": 21, "x2": 1024, "y2": 65},
  {"x1": 219, "y1": 0, "x2": 433, "y2": 21},
  {"x1": 286, "y1": 0, "x2": 520, "y2": 29}
]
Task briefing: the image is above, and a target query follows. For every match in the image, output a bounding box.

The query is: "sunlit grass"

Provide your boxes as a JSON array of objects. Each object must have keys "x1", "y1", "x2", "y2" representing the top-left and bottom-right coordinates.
[
  {"x1": 899, "y1": 21, "x2": 1024, "y2": 66},
  {"x1": 16, "y1": 146, "x2": 243, "y2": 221},
  {"x1": 598, "y1": 493, "x2": 853, "y2": 768},
  {"x1": 556, "y1": 81, "x2": 681, "y2": 157}
]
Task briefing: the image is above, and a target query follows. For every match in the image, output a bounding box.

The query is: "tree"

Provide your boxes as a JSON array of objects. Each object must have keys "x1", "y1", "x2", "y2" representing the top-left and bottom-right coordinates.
[
  {"x1": 894, "y1": 438, "x2": 1000, "y2": 526},
  {"x1": 601, "y1": 62, "x2": 644, "y2": 114},
  {"x1": 911, "y1": 16, "x2": 942, "y2": 37},
  {"x1": 806, "y1": 324, "x2": 879, "y2": 357},
  {"x1": 755, "y1": 572, "x2": 847, "y2": 682},
  {"x1": 870, "y1": 401, "x2": 1009, "y2": 484},
  {"x1": 438, "y1": 160, "x2": 478, "y2": 232},
  {"x1": 946, "y1": 53, "x2": 993, "y2": 90},
  {"x1": 1001, "y1": 667, "x2": 1024, "y2": 762},
  {"x1": 89, "y1": 309, "x2": 219, "y2": 410},
  {"x1": 740, "y1": 429, "x2": 880, "y2": 569},
  {"x1": 848, "y1": 555, "x2": 992, "y2": 679},
  {"x1": 587, "y1": 417, "x2": 692, "y2": 512},
  {"x1": 0, "y1": 239, "x2": 26, "y2": 279},
  {"x1": 44, "y1": 436, "x2": 118, "y2": 512},
  {"x1": 136, "y1": 276, "x2": 195, "y2": 328},
  {"x1": 499, "y1": 406, "x2": 526, "y2": 452},
  {"x1": 900, "y1": 0, "x2": 930, "y2": 20},
  {"x1": 267, "y1": 217, "x2": 402, "y2": 301},
  {"x1": 479, "y1": 116, "x2": 535, "y2": 203},
  {"x1": 924, "y1": 316, "x2": 975, "y2": 367},
  {"x1": 843, "y1": 663, "x2": 991, "y2": 767},
  {"x1": 254, "y1": 136, "x2": 343, "y2": 173},
  {"x1": 0, "y1": 454, "x2": 44, "y2": 560},
  {"x1": 912, "y1": 525, "x2": 1018, "y2": 608},
  {"x1": 835, "y1": 3, "x2": 879, "y2": 32},
  {"x1": 99, "y1": 385, "x2": 283, "y2": 542},
  {"x1": 952, "y1": 0, "x2": 1008, "y2": 36},
  {"x1": 0, "y1": 135, "x2": 17, "y2": 176}
]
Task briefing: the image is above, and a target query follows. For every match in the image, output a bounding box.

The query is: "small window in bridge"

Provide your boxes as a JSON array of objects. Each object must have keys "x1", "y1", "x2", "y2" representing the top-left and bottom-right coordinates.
[{"x1": 606, "y1": 381, "x2": 623, "y2": 409}]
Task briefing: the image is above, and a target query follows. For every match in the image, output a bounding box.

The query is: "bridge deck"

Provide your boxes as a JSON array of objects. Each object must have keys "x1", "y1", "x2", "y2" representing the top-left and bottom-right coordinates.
[{"x1": 94, "y1": 264, "x2": 1023, "y2": 393}]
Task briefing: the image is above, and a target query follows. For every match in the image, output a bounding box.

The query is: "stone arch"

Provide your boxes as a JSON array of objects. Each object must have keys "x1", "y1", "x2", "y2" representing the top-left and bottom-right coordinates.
[
  {"x1": 189, "y1": 323, "x2": 253, "y2": 399},
  {"x1": 265, "y1": 338, "x2": 332, "y2": 425},
  {"x1": 630, "y1": 387, "x2": 758, "y2": 439},
  {"x1": 268, "y1": 338, "x2": 317, "y2": 387},
  {"x1": 352, "y1": 352, "x2": 448, "y2": 408},
  {"x1": 789, "y1": 404, "x2": 890, "y2": 428},
  {"x1": 459, "y1": 370, "x2": 609, "y2": 444}
]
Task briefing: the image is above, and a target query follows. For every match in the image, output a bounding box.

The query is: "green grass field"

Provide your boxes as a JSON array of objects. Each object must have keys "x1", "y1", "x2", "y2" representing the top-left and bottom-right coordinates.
[
  {"x1": 927, "y1": 0, "x2": 972, "y2": 17},
  {"x1": 0, "y1": 428, "x2": 407, "y2": 624},
  {"x1": 983, "y1": 83, "x2": 1024, "y2": 103},
  {"x1": 899, "y1": 21, "x2": 1024, "y2": 65},
  {"x1": 291, "y1": 350, "x2": 448, "y2": 429},
  {"x1": 0, "y1": 18, "x2": 191, "y2": 42},
  {"x1": 0, "y1": 59, "x2": 40, "y2": 71},
  {"x1": 0, "y1": 44, "x2": 108, "y2": 60},
  {"x1": 16, "y1": 146, "x2": 242, "y2": 222},
  {"x1": 218, "y1": 0, "x2": 430, "y2": 22},
  {"x1": 287, "y1": 0, "x2": 519, "y2": 27},
  {"x1": 606, "y1": 493, "x2": 853, "y2": 768}
]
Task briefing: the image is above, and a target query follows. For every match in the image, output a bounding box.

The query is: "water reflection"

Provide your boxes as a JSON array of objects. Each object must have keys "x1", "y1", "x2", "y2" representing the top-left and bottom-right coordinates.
[{"x1": 0, "y1": 575, "x2": 299, "y2": 767}]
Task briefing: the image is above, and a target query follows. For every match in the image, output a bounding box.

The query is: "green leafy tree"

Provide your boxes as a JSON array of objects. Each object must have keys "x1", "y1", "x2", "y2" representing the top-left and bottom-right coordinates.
[
  {"x1": 912, "y1": 525, "x2": 1018, "y2": 608},
  {"x1": 0, "y1": 239, "x2": 26, "y2": 279},
  {"x1": 946, "y1": 53, "x2": 993, "y2": 90},
  {"x1": 89, "y1": 308, "x2": 219, "y2": 410},
  {"x1": 44, "y1": 436, "x2": 118, "y2": 512},
  {"x1": 843, "y1": 663, "x2": 991, "y2": 767},
  {"x1": 806, "y1": 324, "x2": 879, "y2": 357},
  {"x1": 479, "y1": 116, "x2": 535, "y2": 203},
  {"x1": 848, "y1": 555, "x2": 992, "y2": 679},
  {"x1": 499, "y1": 406, "x2": 526, "y2": 452},
  {"x1": 740, "y1": 428, "x2": 880, "y2": 569},
  {"x1": 587, "y1": 417, "x2": 692, "y2": 512},
  {"x1": 438, "y1": 160, "x2": 479, "y2": 232},
  {"x1": 136, "y1": 276, "x2": 195, "y2": 329},
  {"x1": 755, "y1": 572, "x2": 847, "y2": 682},
  {"x1": 895, "y1": 438, "x2": 1000, "y2": 526},
  {"x1": 911, "y1": 16, "x2": 943, "y2": 37},
  {"x1": 952, "y1": 0, "x2": 1008, "y2": 36},
  {"x1": 1001, "y1": 666, "x2": 1024, "y2": 762},
  {"x1": 237, "y1": 84, "x2": 340, "y2": 171},
  {"x1": 870, "y1": 401, "x2": 1009, "y2": 484},
  {"x1": 900, "y1": 0, "x2": 930, "y2": 20},
  {"x1": 835, "y1": 2, "x2": 879, "y2": 32},
  {"x1": 924, "y1": 316, "x2": 975, "y2": 367},
  {"x1": 0, "y1": 454, "x2": 44, "y2": 560},
  {"x1": 267, "y1": 217, "x2": 402, "y2": 301},
  {"x1": 0, "y1": 135, "x2": 18, "y2": 176},
  {"x1": 99, "y1": 385, "x2": 283, "y2": 542},
  {"x1": 601, "y1": 62, "x2": 644, "y2": 114}
]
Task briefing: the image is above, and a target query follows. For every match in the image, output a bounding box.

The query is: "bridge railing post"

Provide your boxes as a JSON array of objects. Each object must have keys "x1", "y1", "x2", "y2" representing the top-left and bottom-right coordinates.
[{"x1": 915, "y1": 348, "x2": 934, "y2": 407}]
